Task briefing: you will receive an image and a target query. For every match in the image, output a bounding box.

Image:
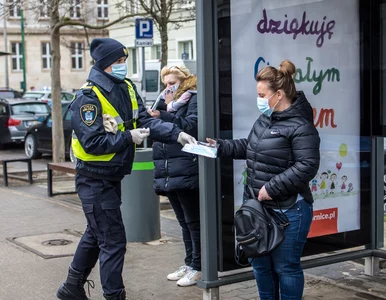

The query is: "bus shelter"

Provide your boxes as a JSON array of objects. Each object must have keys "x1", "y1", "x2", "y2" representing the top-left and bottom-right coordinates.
[{"x1": 196, "y1": 0, "x2": 386, "y2": 298}]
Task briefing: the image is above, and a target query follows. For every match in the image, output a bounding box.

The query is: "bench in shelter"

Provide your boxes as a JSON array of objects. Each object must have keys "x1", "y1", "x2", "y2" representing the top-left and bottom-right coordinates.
[{"x1": 47, "y1": 162, "x2": 77, "y2": 197}]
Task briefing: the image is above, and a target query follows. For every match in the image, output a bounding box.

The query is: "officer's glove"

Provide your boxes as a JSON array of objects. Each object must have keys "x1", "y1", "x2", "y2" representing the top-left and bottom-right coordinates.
[
  {"x1": 103, "y1": 114, "x2": 118, "y2": 134},
  {"x1": 130, "y1": 128, "x2": 150, "y2": 145},
  {"x1": 177, "y1": 132, "x2": 197, "y2": 146}
]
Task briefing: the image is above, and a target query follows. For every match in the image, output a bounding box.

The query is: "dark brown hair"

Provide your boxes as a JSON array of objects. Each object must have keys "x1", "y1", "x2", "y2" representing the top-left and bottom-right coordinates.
[{"x1": 256, "y1": 60, "x2": 297, "y2": 100}]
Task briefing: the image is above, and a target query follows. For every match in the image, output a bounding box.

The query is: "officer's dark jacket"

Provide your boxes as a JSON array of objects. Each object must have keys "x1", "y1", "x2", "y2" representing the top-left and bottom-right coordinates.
[
  {"x1": 217, "y1": 91, "x2": 320, "y2": 209},
  {"x1": 152, "y1": 91, "x2": 198, "y2": 194},
  {"x1": 70, "y1": 66, "x2": 182, "y2": 180}
]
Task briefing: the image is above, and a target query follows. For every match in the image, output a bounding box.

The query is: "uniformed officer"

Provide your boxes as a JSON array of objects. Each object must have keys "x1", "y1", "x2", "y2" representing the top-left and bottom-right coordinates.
[{"x1": 56, "y1": 38, "x2": 195, "y2": 300}]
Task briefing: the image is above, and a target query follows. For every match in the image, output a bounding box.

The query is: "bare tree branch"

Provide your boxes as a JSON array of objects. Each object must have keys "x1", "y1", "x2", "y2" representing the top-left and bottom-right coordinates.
[
  {"x1": 53, "y1": 12, "x2": 146, "y2": 32},
  {"x1": 168, "y1": 17, "x2": 195, "y2": 23}
]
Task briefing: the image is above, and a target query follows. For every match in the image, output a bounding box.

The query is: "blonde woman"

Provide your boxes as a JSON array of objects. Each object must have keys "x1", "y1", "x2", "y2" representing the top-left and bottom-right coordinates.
[{"x1": 147, "y1": 65, "x2": 200, "y2": 287}]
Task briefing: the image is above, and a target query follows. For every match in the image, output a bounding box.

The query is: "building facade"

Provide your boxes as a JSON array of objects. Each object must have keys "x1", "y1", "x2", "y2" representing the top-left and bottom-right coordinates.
[
  {"x1": 108, "y1": 0, "x2": 196, "y2": 89},
  {"x1": 0, "y1": 0, "x2": 109, "y2": 93}
]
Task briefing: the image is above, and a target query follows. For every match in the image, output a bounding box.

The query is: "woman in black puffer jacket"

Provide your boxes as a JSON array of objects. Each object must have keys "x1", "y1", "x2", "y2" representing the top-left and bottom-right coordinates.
[
  {"x1": 208, "y1": 60, "x2": 320, "y2": 300},
  {"x1": 147, "y1": 65, "x2": 200, "y2": 287}
]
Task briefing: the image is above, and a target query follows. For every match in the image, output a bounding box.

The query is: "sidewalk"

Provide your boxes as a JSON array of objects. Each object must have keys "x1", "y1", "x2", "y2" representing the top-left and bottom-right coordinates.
[{"x1": 0, "y1": 161, "x2": 386, "y2": 299}]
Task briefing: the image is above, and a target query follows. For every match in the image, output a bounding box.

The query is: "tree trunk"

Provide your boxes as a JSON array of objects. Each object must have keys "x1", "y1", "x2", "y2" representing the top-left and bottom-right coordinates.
[
  {"x1": 160, "y1": 24, "x2": 168, "y2": 71},
  {"x1": 50, "y1": 2, "x2": 65, "y2": 163},
  {"x1": 159, "y1": 0, "x2": 168, "y2": 71}
]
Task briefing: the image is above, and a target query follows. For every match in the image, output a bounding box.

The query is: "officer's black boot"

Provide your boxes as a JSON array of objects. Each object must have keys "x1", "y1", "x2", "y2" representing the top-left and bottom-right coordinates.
[
  {"x1": 56, "y1": 266, "x2": 91, "y2": 300},
  {"x1": 103, "y1": 289, "x2": 126, "y2": 300}
]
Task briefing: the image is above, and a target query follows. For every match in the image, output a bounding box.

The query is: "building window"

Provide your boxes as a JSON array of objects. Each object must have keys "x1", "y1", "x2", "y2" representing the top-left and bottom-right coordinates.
[
  {"x1": 97, "y1": 0, "x2": 108, "y2": 19},
  {"x1": 42, "y1": 42, "x2": 51, "y2": 69},
  {"x1": 39, "y1": 0, "x2": 50, "y2": 18},
  {"x1": 179, "y1": 40, "x2": 193, "y2": 60},
  {"x1": 69, "y1": 0, "x2": 81, "y2": 19},
  {"x1": 8, "y1": 0, "x2": 21, "y2": 18},
  {"x1": 155, "y1": 45, "x2": 161, "y2": 60},
  {"x1": 11, "y1": 42, "x2": 23, "y2": 71},
  {"x1": 71, "y1": 42, "x2": 84, "y2": 70}
]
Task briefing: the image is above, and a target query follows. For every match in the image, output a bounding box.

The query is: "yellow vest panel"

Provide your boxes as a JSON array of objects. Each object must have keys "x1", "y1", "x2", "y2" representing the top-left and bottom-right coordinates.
[{"x1": 72, "y1": 81, "x2": 139, "y2": 162}]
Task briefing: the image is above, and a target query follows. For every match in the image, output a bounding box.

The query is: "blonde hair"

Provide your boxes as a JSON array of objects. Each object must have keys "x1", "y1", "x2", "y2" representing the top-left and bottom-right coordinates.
[
  {"x1": 161, "y1": 65, "x2": 191, "y2": 84},
  {"x1": 256, "y1": 60, "x2": 297, "y2": 100},
  {"x1": 161, "y1": 65, "x2": 197, "y2": 99}
]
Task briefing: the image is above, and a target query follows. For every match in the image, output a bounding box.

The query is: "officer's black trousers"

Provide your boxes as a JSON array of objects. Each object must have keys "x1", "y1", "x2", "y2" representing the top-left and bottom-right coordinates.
[{"x1": 71, "y1": 174, "x2": 127, "y2": 296}]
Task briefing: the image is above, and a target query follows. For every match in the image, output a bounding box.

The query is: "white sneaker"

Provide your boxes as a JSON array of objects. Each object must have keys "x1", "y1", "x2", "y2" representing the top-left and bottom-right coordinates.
[
  {"x1": 167, "y1": 266, "x2": 191, "y2": 281},
  {"x1": 176, "y1": 269, "x2": 202, "y2": 287}
]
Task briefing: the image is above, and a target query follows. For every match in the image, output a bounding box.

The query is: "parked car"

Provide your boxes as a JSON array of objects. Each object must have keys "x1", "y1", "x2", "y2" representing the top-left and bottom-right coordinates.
[
  {"x1": 0, "y1": 88, "x2": 23, "y2": 99},
  {"x1": 0, "y1": 98, "x2": 50, "y2": 149},
  {"x1": 24, "y1": 101, "x2": 75, "y2": 162},
  {"x1": 23, "y1": 90, "x2": 74, "y2": 106}
]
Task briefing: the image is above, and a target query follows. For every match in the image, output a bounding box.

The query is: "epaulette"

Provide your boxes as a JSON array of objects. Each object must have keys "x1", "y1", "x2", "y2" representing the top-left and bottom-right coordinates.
[{"x1": 80, "y1": 81, "x2": 94, "y2": 95}]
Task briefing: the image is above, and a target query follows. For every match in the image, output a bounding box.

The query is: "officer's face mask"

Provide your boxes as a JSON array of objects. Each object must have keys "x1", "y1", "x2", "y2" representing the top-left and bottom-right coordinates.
[
  {"x1": 257, "y1": 91, "x2": 278, "y2": 117},
  {"x1": 109, "y1": 63, "x2": 127, "y2": 81}
]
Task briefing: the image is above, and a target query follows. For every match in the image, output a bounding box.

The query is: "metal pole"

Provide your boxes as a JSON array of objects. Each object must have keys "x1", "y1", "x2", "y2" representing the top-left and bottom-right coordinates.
[
  {"x1": 365, "y1": 136, "x2": 384, "y2": 276},
  {"x1": 20, "y1": 8, "x2": 26, "y2": 92},
  {"x1": 3, "y1": 1, "x2": 8, "y2": 88},
  {"x1": 141, "y1": 46, "x2": 147, "y2": 148},
  {"x1": 141, "y1": 46, "x2": 146, "y2": 104},
  {"x1": 370, "y1": 137, "x2": 384, "y2": 250},
  {"x1": 196, "y1": 0, "x2": 219, "y2": 299}
]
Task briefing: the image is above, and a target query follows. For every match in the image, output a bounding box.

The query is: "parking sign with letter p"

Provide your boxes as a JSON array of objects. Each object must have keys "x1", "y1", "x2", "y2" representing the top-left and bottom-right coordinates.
[
  {"x1": 136, "y1": 19, "x2": 153, "y2": 39},
  {"x1": 135, "y1": 18, "x2": 154, "y2": 47}
]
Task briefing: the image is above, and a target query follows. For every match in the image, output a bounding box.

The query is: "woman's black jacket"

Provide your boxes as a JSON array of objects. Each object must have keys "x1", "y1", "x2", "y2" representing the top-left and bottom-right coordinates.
[{"x1": 217, "y1": 91, "x2": 320, "y2": 209}]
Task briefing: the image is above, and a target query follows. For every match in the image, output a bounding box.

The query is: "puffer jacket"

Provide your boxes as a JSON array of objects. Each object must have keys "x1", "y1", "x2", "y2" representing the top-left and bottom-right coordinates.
[
  {"x1": 152, "y1": 78, "x2": 198, "y2": 194},
  {"x1": 217, "y1": 91, "x2": 320, "y2": 209}
]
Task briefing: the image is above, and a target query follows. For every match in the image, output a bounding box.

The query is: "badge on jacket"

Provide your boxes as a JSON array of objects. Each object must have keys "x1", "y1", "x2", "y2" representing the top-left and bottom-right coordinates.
[{"x1": 80, "y1": 104, "x2": 98, "y2": 126}]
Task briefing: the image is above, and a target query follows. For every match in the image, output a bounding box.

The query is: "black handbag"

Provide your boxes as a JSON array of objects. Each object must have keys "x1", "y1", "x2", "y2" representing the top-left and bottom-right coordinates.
[{"x1": 234, "y1": 185, "x2": 289, "y2": 265}]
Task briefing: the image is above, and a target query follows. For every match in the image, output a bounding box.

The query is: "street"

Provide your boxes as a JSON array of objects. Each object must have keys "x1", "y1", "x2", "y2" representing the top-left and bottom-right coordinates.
[{"x1": 0, "y1": 145, "x2": 385, "y2": 299}]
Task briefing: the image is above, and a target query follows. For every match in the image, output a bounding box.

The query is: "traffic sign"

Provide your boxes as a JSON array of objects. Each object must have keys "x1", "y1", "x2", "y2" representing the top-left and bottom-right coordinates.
[{"x1": 136, "y1": 19, "x2": 153, "y2": 39}]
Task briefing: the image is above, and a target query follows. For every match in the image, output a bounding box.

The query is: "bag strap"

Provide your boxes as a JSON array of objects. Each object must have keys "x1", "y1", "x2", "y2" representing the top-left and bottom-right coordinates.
[
  {"x1": 234, "y1": 241, "x2": 252, "y2": 267},
  {"x1": 247, "y1": 184, "x2": 289, "y2": 228},
  {"x1": 247, "y1": 184, "x2": 256, "y2": 199},
  {"x1": 266, "y1": 207, "x2": 290, "y2": 229}
]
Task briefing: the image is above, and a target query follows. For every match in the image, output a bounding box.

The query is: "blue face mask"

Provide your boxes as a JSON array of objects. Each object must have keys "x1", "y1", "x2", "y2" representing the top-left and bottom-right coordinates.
[
  {"x1": 109, "y1": 63, "x2": 127, "y2": 80},
  {"x1": 257, "y1": 92, "x2": 278, "y2": 116}
]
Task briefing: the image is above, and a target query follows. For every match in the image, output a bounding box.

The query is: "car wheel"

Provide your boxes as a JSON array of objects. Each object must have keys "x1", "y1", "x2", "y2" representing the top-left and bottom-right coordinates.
[
  {"x1": 25, "y1": 134, "x2": 42, "y2": 159},
  {"x1": 69, "y1": 144, "x2": 77, "y2": 163},
  {"x1": 384, "y1": 181, "x2": 386, "y2": 204}
]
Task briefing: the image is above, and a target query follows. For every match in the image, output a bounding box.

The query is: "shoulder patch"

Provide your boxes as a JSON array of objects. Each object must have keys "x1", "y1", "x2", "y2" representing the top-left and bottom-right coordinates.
[{"x1": 80, "y1": 104, "x2": 98, "y2": 126}]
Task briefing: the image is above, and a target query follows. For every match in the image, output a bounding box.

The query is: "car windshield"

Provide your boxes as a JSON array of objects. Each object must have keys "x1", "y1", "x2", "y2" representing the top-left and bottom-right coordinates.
[
  {"x1": 62, "y1": 103, "x2": 70, "y2": 117},
  {"x1": 23, "y1": 92, "x2": 44, "y2": 99},
  {"x1": 0, "y1": 91, "x2": 16, "y2": 98},
  {"x1": 11, "y1": 103, "x2": 50, "y2": 115}
]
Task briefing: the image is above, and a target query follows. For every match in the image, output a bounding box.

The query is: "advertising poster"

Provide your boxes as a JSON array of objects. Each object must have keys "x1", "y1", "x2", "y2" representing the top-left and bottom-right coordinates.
[{"x1": 230, "y1": 0, "x2": 360, "y2": 237}]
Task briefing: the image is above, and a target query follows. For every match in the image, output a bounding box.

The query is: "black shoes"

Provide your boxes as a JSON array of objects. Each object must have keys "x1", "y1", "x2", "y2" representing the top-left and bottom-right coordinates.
[{"x1": 57, "y1": 266, "x2": 94, "y2": 300}]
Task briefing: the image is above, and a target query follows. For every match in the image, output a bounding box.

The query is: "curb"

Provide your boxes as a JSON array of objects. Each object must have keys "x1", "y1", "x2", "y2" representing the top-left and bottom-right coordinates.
[{"x1": 305, "y1": 273, "x2": 386, "y2": 300}]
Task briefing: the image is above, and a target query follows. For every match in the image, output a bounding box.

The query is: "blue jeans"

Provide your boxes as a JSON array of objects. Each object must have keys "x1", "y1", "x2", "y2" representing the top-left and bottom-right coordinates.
[{"x1": 250, "y1": 199, "x2": 313, "y2": 300}]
